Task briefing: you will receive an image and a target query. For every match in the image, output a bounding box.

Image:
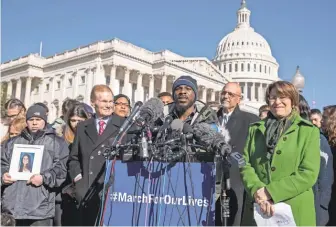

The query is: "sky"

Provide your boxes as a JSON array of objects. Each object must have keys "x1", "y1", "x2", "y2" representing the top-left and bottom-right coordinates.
[{"x1": 2, "y1": 0, "x2": 335, "y2": 110}]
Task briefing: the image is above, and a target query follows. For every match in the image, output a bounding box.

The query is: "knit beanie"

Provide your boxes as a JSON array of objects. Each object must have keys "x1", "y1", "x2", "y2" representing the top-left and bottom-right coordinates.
[
  {"x1": 26, "y1": 104, "x2": 48, "y2": 123},
  {"x1": 172, "y1": 76, "x2": 198, "y2": 100}
]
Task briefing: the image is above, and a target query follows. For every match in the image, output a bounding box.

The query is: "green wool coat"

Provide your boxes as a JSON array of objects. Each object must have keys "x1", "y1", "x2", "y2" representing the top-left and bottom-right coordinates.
[{"x1": 240, "y1": 114, "x2": 320, "y2": 226}]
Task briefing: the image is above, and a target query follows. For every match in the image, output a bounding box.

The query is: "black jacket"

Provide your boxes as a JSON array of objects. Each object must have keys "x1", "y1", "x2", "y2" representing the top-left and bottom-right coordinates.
[
  {"x1": 216, "y1": 106, "x2": 259, "y2": 226},
  {"x1": 68, "y1": 114, "x2": 126, "y2": 204},
  {"x1": 1, "y1": 127, "x2": 69, "y2": 220}
]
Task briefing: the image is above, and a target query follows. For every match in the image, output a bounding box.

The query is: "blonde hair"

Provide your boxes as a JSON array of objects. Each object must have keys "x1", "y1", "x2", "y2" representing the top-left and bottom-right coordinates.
[
  {"x1": 90, "y1": 85, "x2": 113, "y2": 102},
  {"x1": 1, "y1": 117, "x2": 27, "y2": 144}
]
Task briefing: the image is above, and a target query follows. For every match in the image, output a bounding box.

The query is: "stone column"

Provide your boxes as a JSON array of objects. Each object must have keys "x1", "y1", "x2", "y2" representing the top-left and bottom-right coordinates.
[
  {"x1": 109, "y1": 65, "x2": 119, "y2": 95},
  {"x1": 60, "y1": 74, "x2": 66, "y2": 102},
  {"x1": 201, "y1": 87, "x2": 207, "y2": 103},
  {"x1": 24, "y1": 77, "x2": 32, "y2": 107},
  {"x1": 15, "y1": 78, "x2": 22, "y2": 100},
  {"x1": 93, "y1": 62, "x2": 105, "y2": 85},
  {"x1": 85, "y1": 69, "x2": 93, "y2": 103},
  {"x1": 123, "y1": 67, "x2": 132, "y2": 97},
  {"x1": 149, "y1": 75, "x2": 154, "y2": 98},
  {"x1": 262, "y1": 83, "x2": 267, "y2": 102},
  {"x1": 136, "y1": 73, "x2": 144, "y2": 102},
  {"x1": 211, "y1": 89, "x2": 216, "y2": 101},
  {"x1": 73, "y1": 71, "x2": 78, "y2": 98},
  {"x1": 50, "y1": 78, "x2": 55, "y2": 103},
  {"x1": 39, "y1": 79, "x2": 44, "y2": 102},
  {"x1": 160, "y1": 73, "x2": 167, "y2": 93},
  {"x1": 251, "y1": 82, "x2": 256, "y2": 101},
  {"x1": 258, "y1": 83, "x2": 263, "y2": 102},
  {"x1": 243, "y1": 82, "x2": 248, "y2": 101},
  {"x1": 6, "y1": 80, "x2": 13, "y2": 100}
]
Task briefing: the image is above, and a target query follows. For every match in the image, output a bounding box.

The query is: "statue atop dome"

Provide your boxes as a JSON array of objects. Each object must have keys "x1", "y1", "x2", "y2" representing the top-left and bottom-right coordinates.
[{"x1": 240, "y1": 0, "x2": 247, "y2": 9}]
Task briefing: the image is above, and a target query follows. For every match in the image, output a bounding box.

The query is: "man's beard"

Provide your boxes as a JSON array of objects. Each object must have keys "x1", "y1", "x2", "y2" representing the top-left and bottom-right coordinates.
[{"x1": 175, "y1": 100, "x2": 194, "y2": 116}]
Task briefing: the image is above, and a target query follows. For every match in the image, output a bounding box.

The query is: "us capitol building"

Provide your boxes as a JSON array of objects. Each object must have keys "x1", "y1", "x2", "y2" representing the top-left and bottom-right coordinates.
[{"x1": 0, "y1": 0, "x2": 280, "y2": 120}]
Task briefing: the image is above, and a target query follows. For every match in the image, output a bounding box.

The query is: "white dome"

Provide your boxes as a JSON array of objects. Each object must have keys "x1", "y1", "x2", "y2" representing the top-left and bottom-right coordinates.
[
  {"x1": 212, "y1": 0, "x2": 280, "y2": 114},
  {"x1": 215, "y1": 28, "x2": 272, "y2": 58}
]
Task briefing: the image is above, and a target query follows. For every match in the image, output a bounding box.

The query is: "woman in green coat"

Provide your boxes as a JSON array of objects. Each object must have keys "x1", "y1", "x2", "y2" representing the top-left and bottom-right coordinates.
[{"x1": 240, "y1": 81, "x2": 320, "y2": 226}]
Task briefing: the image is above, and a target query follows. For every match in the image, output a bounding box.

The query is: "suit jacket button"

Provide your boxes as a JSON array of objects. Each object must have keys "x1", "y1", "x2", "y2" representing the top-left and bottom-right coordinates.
[
  {"x1": 90, "y1": 156, "x2": 94, "y2": 159},
  {"x1": 276, "y1": 150, "x2": 281, "y2": 155},
  {"x1": 271, "y1": 167, "x2": 276, "y2": 171}
]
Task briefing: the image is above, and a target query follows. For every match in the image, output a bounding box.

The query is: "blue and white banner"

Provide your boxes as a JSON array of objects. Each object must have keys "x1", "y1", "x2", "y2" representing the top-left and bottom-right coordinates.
[{"x1": 103, "y1": 161, "x2": 216, "y2": 226}]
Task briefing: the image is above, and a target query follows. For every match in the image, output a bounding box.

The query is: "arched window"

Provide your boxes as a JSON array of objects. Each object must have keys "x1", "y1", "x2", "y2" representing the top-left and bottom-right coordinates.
[
  {"x1": 259, "y1": 64, "x2": 262, "y2": 72},
  {"x1": 264, "y1": 65, "x2": 267, "y2": 73},
  {"x1": 236, "y1": 42, "x2": 239, "y2": 46},
  {"x1": 232, "y1": 42, "x2": 235, "y2": 46},
  {"x1": 241, "y1": 63, "x2": 244, "y2": 72},
  {"x1": 229, "y1": 64, "x2": 232, "y2": 72},
  {"x1": 269, "y1": 67, "x2": 271, "y2": 75},
  {"x1": 235, "y1": 63, "x2": 238, "y2": 72},
  {"x1": 242, "y1": 42, "x2": 244, "y2": 45},
  {"x1": 224, "y1": 64, "x2": 226, "y2": 73},
  {"x1": 254, "y1": 64, "x2": 256, "y2": 72},
  {"x1": 247, "y1": 63, "x2": 250, "y2": 72}
]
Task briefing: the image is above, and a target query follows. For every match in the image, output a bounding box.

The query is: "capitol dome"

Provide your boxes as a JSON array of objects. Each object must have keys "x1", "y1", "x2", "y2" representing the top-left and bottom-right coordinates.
[{"x1": 213, "y1": 0, "x2": 279, "y2": 114}]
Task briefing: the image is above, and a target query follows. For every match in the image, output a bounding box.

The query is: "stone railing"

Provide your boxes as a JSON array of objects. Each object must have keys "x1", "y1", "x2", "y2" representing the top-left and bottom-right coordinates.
[{"x1": 1, "y1": 53, "x2": 44, "y2": 70}]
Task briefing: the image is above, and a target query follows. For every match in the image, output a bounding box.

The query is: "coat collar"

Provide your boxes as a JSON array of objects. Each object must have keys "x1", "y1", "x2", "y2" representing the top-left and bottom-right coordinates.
[
  {"x1": 218, "y1": 105, "x2": 242, "y2": 130},
  {"x1": 254, "y1": 112, "x2": 313, "y2": 135},
  {"x1": 84, "y1": 114, "x2": 124, "y2": 151}
]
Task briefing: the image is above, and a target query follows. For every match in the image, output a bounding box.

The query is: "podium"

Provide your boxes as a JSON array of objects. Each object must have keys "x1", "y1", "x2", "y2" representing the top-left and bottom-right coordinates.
[{"x1": 102, "y1": 161, "x2": 216, "y2": 226}]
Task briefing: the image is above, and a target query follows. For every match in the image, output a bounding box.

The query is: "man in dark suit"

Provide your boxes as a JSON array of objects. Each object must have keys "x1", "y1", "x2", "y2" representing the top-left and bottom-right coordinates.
[
  {"x1": 68, "y1": 85, "x2": 125, "y2": 226},
  {"x1": 216, "y1": 82, "x2": 259, "y2": 226}
]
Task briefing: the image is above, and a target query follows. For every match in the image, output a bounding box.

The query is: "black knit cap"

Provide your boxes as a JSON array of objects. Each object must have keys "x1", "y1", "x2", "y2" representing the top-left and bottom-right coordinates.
[
  {"x1": 172, "y1": 75, "x2": 198, "y2": 100},
  {"x1": 26, "y1": 104, "x2": 48, "y2": 123}
]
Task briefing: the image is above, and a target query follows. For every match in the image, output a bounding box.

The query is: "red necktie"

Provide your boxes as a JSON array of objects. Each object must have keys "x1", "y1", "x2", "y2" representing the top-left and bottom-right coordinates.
[{"x1": 98, "y1": 120, "x2": 106, "y2": 135}]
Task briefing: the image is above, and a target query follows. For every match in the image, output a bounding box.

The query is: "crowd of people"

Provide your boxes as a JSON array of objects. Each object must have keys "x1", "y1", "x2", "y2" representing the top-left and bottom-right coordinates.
[{"x1": 0, "y1": 76, "x2": 335, "y2": 226}]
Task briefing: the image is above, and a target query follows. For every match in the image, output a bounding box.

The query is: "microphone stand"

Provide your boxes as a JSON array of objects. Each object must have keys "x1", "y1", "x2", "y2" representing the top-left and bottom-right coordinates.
[{"x1": 221, "y1": 157, "x2": 231, "y2": 226}]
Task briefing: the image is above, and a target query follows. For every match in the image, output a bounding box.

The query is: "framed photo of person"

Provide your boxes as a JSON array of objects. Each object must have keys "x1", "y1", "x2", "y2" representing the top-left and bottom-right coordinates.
[{"x1": 9, "y1": 144, "x2": 44, "y2": 181}]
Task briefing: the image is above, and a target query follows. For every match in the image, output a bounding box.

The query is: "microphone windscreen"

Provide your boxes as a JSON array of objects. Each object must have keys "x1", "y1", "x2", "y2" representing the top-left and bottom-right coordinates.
[
  {"x1": 170, "y1": 119, "x2": 184, "y2": 132},
  {"x1": 182, "y1": 123, "x2": 193, "y2": 134},
  {"x1": 192, "y1": 122, "x2": 218, "y2": 146},
  {"x1": 139, "y1": 97, "x2": 164, "y2": 125}
]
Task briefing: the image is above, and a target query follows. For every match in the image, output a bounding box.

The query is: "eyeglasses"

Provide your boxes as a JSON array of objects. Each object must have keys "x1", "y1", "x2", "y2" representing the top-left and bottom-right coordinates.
[
  {"x1": 221, "y1": 91, "x2": 241, "y2": 98},
  {"x1": 114, "y1": 102, "x2": 130, "y2": 108},
  {"x1": 268, "y1": 96, "x2": 289, "y2": 102}
]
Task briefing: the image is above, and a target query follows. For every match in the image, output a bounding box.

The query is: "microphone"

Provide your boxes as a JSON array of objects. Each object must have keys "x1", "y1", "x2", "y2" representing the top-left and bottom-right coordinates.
[
  {"x1": 135, "y1": 97, "x2": 164, "y2": 127},
  {"x1": 119, "y1": 101, "x2": 143, "y2": 134},
  {"x1": 170, "y1": 119, "x2": 184, "y2": 132},
  {"x1": 156, "y1": 115, "x2": 174, "y2": 139}
]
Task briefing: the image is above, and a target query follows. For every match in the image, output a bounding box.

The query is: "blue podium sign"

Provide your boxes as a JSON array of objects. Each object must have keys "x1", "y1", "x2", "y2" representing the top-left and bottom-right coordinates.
[{"x1": 103, "y1": 161, "x2": 216, "y2": 226}]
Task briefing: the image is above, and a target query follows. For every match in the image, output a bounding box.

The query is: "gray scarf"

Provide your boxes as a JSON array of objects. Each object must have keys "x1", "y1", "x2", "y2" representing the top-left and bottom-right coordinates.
[{"x1": 265, "y1": 112, "x2": 294, "y2": 160}]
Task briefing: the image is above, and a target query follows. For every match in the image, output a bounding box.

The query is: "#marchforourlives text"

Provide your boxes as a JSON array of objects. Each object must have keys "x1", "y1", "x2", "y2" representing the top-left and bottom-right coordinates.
[{"x1": 111, "y1": 192, "x2": 209, "y2": 207}]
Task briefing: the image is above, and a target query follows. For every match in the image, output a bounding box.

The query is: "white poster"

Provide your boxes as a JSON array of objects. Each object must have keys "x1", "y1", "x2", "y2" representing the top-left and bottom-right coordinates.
[{"x1": 9, "y1": 144, "x2": 44, "y2": 181}]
